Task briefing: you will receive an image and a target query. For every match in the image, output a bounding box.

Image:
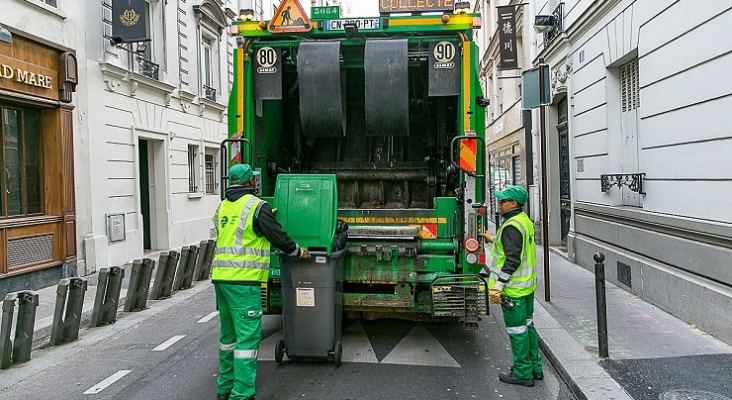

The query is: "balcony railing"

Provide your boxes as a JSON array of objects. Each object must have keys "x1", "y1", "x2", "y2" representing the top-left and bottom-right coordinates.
[
  {"x1": 203, "y1": 85, "x2": 217, "y2": 102},
  {"x1": 137, "y1": 57, "x2": 159, "y2": 80},
  {"x1": 543, "y1": 3, "x2": 564, "y2": 46},
  {"x1": 600, "y1": 173, "x2": 646, "y2": 195}
]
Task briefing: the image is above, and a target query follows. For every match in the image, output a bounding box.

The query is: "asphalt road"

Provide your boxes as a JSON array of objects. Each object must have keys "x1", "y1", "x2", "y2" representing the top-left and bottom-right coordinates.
[{"x1": 0, "y1": 286, "x2": 576, "y2": 400}]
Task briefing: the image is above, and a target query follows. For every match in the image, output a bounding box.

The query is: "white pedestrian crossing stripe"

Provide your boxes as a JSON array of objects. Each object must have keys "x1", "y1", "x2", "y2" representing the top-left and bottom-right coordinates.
[
  {"x1": 258, "y1": 322, "x2": 459, "y2": 367},
  {"x1": 380, "y1": 323, "x2": 460, "y2": 368}
]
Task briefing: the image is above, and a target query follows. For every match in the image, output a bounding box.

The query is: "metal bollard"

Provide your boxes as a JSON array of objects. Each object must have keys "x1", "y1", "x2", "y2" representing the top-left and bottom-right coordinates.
[
  {"x1": 173, "y1": 246, "x2": 191, "y2": 291},
  {"x1": 124, "y1": 259, "x2": 154, "y2": 312},
  {"x1": 50, "y1": 277, "x2": 88, "y2": 345},
  {"x1": 198, "y1": 239, "x2": 215, "y2": 280},
  {"x1": 0, "y1": 291, "x2": 39, "y2": 367},
  {"x1": 192, "y1": 240, "x2": 209, "y2": 282},
  {"x1": 151, "y1": 251, "x2": 179, "y2": 300},
  {"x1": 593, "y1": 252, "x2": 609, "y2": 358},
  {"x1": 179, "y1": 245, "x2": 199, "y2": 289},
  {"x1": 91, "y1": 267, "x2": 125, "y2": 327}
]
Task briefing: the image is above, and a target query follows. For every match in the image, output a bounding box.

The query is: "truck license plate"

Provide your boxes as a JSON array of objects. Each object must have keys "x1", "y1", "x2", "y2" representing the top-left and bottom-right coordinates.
[{"x1": 326, "y1": 18, "x2": 380, "y2": 31}]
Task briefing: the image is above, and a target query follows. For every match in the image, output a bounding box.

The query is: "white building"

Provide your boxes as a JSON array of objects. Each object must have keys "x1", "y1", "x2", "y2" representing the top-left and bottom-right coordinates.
[
  {"x1": 532, "y1": 0, "x2": 732, "y2": 344},
  {"x1": 79, "y1": 0, "x2": 236, "y2": 274}
]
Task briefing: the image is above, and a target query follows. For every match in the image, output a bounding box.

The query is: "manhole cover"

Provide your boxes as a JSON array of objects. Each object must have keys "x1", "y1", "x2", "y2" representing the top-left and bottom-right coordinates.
[{"x1": 660, "y1": 390, "x2": 732, "y2": 400}]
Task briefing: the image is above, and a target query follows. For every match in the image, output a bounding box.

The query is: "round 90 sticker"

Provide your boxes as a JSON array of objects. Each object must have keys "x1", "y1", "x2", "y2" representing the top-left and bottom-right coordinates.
[{"x1": 433, "y1": 41, "x2": 456, "y2": 69}]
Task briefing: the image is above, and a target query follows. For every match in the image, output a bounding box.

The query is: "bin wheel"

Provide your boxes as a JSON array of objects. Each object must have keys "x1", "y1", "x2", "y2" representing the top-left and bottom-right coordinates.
[
  {"x1": 333, "y1": 341, "x2": 342, "y2": 367},
  {"x1": 275, "y1": 339, "x2": 285, "y2": 364}
]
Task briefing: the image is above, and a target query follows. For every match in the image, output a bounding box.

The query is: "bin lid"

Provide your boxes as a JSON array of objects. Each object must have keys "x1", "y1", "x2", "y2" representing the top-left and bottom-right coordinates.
[{"x1": 274, "y1": 174, "x2": 338, "y2": 255}]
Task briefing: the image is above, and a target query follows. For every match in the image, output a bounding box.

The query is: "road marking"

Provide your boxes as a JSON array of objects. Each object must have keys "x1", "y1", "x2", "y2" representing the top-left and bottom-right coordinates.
[
  {"x1": 197, "y1": 311, "x2": 219, "y2": 323},
  {"x1": 341, "y1": 321, "x2": 378, "y2": 364},
  {"x1": 380, "y1": 323, "x2": 461, "y2": 368},
  {"x1": 83, "y1": 370, "x2": 131, "y2": 394},
  {"x1": 152, "y1": 335, "x2": 186, "y2": 351},
  {"x1": 259, "y1": 322, "x2": 458, "y2": 367}
]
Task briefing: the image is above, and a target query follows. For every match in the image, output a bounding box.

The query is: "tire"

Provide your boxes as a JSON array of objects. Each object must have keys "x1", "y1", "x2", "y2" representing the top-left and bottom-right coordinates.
[
  {"x1": 333, "y1": 341, "x2": 342, "y2": 367},
  {"x1": 274, "y1": 339, "x2": 285, "y2": 364}
]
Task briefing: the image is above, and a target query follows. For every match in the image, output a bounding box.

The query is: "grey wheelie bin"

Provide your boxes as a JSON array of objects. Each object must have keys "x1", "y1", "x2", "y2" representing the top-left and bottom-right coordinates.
[
  {"x1": 272, "y1": 174, "x2": 344, "y2": 366},
  {"x1": 276, "y1": 248, "x2": 345, "y2": 366}
]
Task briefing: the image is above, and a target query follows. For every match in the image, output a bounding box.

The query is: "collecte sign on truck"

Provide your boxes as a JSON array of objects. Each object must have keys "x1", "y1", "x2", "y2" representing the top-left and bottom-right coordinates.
[{"x1": 226, "y1": 0, "x2": 490, "y2": 330}]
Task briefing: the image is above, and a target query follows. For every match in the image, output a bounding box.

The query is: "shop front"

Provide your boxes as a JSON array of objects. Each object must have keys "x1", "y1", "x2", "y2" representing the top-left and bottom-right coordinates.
[{"x1": 0, "y1": 30, "x2": 78, "y2": 296}]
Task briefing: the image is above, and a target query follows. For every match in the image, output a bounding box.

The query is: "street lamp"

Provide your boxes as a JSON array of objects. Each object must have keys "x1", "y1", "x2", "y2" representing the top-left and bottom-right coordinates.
[{"x1": 533, "y1": 15, "x2": 557, "y2": 34}]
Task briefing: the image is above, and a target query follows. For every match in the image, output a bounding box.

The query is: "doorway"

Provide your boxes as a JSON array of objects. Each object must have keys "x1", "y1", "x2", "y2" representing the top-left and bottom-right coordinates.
[
  {"x1": 557, "y1": 98, "x2": 571, "y2": 247},
  {"x1": 138, "y1": 139, "x2": 152, "y2": 250}
]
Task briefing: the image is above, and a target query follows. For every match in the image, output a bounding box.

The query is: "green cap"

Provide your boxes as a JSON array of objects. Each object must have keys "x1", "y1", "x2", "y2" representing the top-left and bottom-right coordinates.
[
  {"x1": 495, "y1": 185, "x2": 528, "y2": 205},
  {"x1": 229, "y1": 163, "x2": 260, "y2": 185}
]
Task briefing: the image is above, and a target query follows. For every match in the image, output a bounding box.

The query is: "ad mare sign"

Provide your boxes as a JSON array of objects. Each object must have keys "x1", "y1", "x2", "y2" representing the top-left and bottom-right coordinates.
[{"x1": 0, "y1": 64, "x2": 53, "y2": 90}]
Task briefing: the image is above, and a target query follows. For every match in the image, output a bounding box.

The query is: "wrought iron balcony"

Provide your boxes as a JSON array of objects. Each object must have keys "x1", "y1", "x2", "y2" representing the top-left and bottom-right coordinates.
[
  {"x1": 543, "y1": 3, "x2": 564, "y2": 46},
  {"x1": 137, "y1": 57, "x2": 159, "y2": 80},
  {"x1": 600, "y1": 173, "x2": 646, "y2": 195},
  {"x1": 203, "y1": 85, "x2": 217, "y2": 102}
]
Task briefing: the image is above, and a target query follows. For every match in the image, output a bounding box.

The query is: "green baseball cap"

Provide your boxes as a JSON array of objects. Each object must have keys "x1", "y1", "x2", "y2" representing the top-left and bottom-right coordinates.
[
  {"x1": 229, "y1": 163, "x2": 260, "y2": 185},
  {"x1": 495, "y1": 185, "x2": 528, "y2": 205}
]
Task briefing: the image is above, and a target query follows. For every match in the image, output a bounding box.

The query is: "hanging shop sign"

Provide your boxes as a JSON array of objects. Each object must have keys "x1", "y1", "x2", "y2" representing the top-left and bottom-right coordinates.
[{"x1": 112, "y1": 0, "x2": 149, "y2": 43}]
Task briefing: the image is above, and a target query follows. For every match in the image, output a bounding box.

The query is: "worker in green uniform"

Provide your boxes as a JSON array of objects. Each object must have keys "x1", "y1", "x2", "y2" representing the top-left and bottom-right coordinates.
[
  {"x1": 212, "y1": 163, "x2": 310, "y2": 400},
  {"x1": 487, "y1": 185, "x2": 543, "y2": 387}
]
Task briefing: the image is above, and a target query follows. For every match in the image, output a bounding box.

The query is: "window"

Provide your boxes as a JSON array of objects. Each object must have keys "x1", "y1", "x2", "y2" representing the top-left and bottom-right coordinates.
[
  {"x1": 1, "y1": 106, "x2": 42, "y2": 217},
  {"x1": 201, "y1": 34, "x2": 217, "y2": 101},
  {"x1": 44, "y1": 0, "x2": 57, "y2": 6},
  {"x1": 205, "y1": 152, "x2": 218, "y2": 194},
  {"x1": 188, "y1": 145, "x2": 199, "y2": 193}
]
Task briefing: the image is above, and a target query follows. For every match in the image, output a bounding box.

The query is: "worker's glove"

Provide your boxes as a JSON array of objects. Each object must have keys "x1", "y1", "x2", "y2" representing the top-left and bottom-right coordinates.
[
  {"x1": 480, "y1": 231, "x2": 495, "y2": 243},
  {"x1": 271, "y1": 208, "x2": 278, "y2": 215},
  {"x1": 298, "y1": 247, "x2": 311, "y2": 260},
  {"x1": 489, "y1": 282, "x2": 504, "y2": 304}
]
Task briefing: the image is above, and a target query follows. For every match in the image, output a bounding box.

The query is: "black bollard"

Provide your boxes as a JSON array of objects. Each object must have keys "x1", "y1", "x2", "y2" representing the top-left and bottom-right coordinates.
[{"x1": 593, "y1": 252, "x2": 608, "y2": 358}]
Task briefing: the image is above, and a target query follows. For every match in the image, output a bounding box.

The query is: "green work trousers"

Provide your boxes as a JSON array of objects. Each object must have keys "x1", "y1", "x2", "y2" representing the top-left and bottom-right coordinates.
[
  {"x1": 502, "y1": 292, "x2": 542, "y2": 380},
  {"x1": 215, "y1": 283, "x2": 263, "y2": 400}
]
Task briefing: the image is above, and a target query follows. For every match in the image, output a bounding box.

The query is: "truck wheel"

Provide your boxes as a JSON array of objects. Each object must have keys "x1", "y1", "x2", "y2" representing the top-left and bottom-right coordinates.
[
  {"x1": 333, "y1": 341, "x2": 342, "y2": 367},
  {"x1": 275, "y1": 339, "x2": 285, "y2": 364}
]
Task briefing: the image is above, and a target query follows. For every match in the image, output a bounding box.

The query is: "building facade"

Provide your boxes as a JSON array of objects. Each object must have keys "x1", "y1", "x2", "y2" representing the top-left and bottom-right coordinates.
[
  {"x1": 475, "y1": 0, "x2": 536, "y2": 226},
  {"x1": 79, "y1": 0, "x2": 236, "y2": 274},
  {"x1": 0, "y1": 0, "x2": 83, "y2": 295},
  {"x1": 534, "y1": 0, "x2": 732, "y2": 344}
]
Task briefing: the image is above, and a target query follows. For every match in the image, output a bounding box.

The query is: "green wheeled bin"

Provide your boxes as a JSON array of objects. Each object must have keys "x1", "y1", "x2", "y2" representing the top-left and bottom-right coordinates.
[{"x1": 272, "y1": 174, "x2": 344, "y2": 366}]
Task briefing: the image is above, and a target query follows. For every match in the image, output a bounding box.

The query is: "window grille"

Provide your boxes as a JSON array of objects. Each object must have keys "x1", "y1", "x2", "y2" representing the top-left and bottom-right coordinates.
[
  {"x1": 188, "y1": 145, "x2": 198, "y2": 193},
  {"x1": 621, "y1": 60, "x2": 640, "y2": 112},
  {"x1": 205, "y1": 154, "x2": 217, "y2": 194}
]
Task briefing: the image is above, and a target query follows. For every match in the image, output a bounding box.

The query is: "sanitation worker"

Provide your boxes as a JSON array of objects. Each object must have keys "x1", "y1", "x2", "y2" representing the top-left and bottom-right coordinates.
[
  {"x1": 212, "y1": 163, "x2": 310, "y2": 400},
  {"x1": 486, "y1": 185, "x2": 543, "y2": 387}
]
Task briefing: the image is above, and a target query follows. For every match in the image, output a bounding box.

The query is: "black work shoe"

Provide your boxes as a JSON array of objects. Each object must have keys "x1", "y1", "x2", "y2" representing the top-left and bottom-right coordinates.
[
  {"x1": 511, "y1": 366, "x2": 543, "y2": 380},
  {"x1": 499, "y1": 371, "x2": 535, "y2": 387},
  {"x1": 216, "y1": 393, "x2": 230, "y2": 400}
]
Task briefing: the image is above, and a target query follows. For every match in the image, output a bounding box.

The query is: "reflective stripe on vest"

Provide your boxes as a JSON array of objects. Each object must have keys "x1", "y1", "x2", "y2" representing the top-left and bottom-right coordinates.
[
  {"x1": 488, "y1": 212, "x2": 537, "y2": 297},
  {"x1": 211, "y1": 194, "x2": 271, "y2": 282}
]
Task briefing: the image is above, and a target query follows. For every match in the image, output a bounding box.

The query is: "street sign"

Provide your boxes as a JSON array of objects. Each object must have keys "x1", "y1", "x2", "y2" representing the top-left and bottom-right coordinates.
[
  {"x1": 312, "y1": 6, "x2": 339, "y2": 19},
  {"x1": 521, "y1": 64, "x2": 551, "y2": 109},
  {"x1": 269, "y1": 0, "x2": 311, "y2": 33}
]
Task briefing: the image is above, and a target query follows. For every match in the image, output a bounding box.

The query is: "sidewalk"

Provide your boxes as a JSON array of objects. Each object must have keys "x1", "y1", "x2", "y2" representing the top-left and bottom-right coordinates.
[{"x1": 533, "y1": 248, "x2": 732, "y2": 400}]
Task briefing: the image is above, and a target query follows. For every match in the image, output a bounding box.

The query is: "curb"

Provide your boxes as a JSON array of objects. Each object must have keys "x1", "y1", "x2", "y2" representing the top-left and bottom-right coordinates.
[{"x1": 534, "y1": 300, "x2": 634, "y2": 400}]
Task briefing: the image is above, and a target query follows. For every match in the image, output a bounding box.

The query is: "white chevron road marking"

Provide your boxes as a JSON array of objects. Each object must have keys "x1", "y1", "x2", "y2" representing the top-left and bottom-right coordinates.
[
  {"x1": 258, "y1": 322, "x2": 459, "y2": 367},
  {"x1": 380, "y1": 323, "x2": 461, "y2": 368}
]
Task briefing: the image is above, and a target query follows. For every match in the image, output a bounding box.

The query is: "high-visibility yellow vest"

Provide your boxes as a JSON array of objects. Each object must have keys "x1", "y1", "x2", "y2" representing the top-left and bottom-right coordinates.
[
  {"x1": 488, "y1": 212, "x2": 537, "y2": 298},
  {"x1": 211, "y1": 194, "x2": 271, "y2": 282}
]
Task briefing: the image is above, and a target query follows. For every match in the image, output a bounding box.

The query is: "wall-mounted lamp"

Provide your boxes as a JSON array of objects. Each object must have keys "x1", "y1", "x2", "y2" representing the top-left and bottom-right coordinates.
[
  {"x1": 533, "y1": 15, "x2": 557, "y2": 33},
  {"x1": 0, "y1": 24, "x2": 12, "y2": 44},
  {"x1": 454, "y1": 2, "x2": 471, "y2": 14},
  {"x1": 239, "y1": 9, "x2": 255, "y2": 21},
  {"x1": 135, "y1": 43, "x2": 147, "y2": 54}
]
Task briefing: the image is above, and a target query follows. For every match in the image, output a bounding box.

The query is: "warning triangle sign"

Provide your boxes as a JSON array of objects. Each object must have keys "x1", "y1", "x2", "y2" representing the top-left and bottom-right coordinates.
[{"x1": 269, "y1": 0, "x2": 312, "y2": 33}]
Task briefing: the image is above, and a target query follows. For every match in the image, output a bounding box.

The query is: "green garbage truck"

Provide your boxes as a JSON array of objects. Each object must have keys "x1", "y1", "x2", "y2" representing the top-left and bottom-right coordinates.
[{"x1": 224, "y1": 0, "x2": 490, "y2": 330}]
